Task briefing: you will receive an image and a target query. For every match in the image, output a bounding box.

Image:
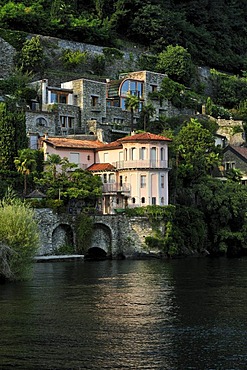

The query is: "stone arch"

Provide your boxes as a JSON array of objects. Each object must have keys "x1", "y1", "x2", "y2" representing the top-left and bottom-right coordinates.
[
  {"x1": 36, "y1": 116, "x2": 48, "y2": 127},
  {"x1": 52, "y1": 223, "x2": 74, "y2": 252},
  {"x1": 88, "y1": 222, "x2": 112, "y2": 257}
]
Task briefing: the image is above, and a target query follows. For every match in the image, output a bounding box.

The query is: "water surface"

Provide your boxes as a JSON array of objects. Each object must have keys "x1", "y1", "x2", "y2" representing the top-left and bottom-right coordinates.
[{"x1": 0, "y1": 258, "x2": 247, "y2": 369}]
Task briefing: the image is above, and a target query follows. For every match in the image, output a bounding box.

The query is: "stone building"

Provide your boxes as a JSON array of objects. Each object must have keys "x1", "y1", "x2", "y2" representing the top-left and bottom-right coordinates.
[{"x1": 26, "y1": 70, "x2": 183, "y2": 145}]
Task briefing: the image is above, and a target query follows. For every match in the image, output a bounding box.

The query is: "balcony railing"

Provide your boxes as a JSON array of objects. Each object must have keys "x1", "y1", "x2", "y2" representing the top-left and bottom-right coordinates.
[
  {"x1": 113, "y1": 160, "x2": 170, "y2": 170},
  {"x1": 102, "y1": 183, "x2": 131, "y2": 194}
]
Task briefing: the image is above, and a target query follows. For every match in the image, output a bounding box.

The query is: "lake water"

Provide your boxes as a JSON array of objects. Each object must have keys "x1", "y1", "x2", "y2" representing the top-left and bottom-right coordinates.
[{"x1": 0, "y1": 258, "x2": 247, "y2": 369}]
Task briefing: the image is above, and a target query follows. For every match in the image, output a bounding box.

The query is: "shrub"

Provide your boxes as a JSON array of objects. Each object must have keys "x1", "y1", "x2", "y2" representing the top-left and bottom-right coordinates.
[
  {"x1": 60, "y1": 49, "x2": 88, "y2": 69},
  {"x1": 103, "y1": 47, "x2": 124, "y2": 60},
  {"x1": 0, "y1": 193, "x2": 40, "y2": 281}
]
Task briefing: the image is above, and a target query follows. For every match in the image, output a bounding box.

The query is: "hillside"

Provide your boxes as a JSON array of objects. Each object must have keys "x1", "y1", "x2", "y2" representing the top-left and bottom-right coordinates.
[{"x1": 0, "y1": 0, "x2": 246, "y2": 74}]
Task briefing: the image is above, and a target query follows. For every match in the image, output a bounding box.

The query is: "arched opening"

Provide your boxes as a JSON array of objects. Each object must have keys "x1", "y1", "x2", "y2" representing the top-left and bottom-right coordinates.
[
  {"x1": 88, "y1": 223, "x2": 112, "y2": 258},
  {"x1": 84, "y1": 247, "x2": 107, "y2": 261},
  {"x1": 52, "y1": 224, "x2": 74, "y2": 254}
]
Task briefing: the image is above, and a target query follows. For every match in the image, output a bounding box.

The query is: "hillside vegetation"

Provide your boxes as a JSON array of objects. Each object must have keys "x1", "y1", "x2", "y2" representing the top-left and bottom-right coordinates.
[{"x1": 0, "y1": 0, "x2": 247, "y2": 74}]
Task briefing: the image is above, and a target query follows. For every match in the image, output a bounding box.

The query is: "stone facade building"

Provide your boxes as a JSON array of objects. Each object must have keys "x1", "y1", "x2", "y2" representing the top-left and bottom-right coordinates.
[{"x1": 26, "y1": 70, "x2": 191, "y2": 145}]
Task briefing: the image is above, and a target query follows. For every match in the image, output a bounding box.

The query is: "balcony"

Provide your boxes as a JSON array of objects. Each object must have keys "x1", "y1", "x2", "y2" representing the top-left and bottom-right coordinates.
[
  {"x1": 113, "y1": 160, "x2": 170, "y2": 170},
  {"x1": 102, "y1": 183, "x2": 131, "y2": 194}
]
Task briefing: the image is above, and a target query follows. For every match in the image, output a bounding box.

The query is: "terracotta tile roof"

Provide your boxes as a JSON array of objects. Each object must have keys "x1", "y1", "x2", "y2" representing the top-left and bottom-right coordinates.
[
  {"x1": 96, "y1": 140, "x2": 123, "y2": 151},
  {"x1": 117, "y1": 132, "x2": 172, "y2": 142},
  {"x1": 42, "y1": 137, "x2": 104, "y2": 149},
  {"x1": 87, "y1": 163, "x2": 116, "y2": 171}
]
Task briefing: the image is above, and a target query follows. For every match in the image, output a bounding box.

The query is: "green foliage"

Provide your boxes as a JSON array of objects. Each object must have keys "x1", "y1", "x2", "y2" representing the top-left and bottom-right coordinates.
[
  {"x1": 174, "y1": 118, "x2": 220, "y2": 187},
  {"x1": 0, "y1": 102, "x2": 28, "y2": 171},
  {"x1": 103, "y1": 47, "x2": 124, "y2": 60},
  {"x1": 138, "y1": 53, "x2": 158, "y2": 71},
  {"x1": 35, "y1": 154, "x2": 102, "y2": 206},
  {"x1": 14, "y1": 148, "x2": 37, "y2": 195},
  {"x1": 60, "y1": 49, "x2": 88, "y2": 69},
  {"x1": 0, "y1": 191, "x2": 39, "y2": 281},
  {"x1": 18, "y1": 36, "x2": 44, "y2": 73},
  {"x1": 0, "y1": 70, "x2": 37, "y2": 107},
  {"x1": 156, "y1": 45, "x2": 195, "y2": 86},
  {"x1": 75, "y1": 212, "x2": 93, "y2": 254},
  {"x1": 0, "y1": 1, "x2": 246, "y2": 73},
  {"x1": 0, "y1": 27, "x2": 27, "y2": 50},
  {"x1": 158, "y1": 77, "x2": 201, "y2": 110},
  {"x1": 194, "y1": 178, "x2": 247, "y2": 256},
  {"x1": 210, "y1": 69, "x2": 247, "y2": 109},
  {"x1": 53, "y1": 243, "x2": 74, "y2": 255},
  {"x1": 91, "y1": 54, "x2": 105, "y2": 75}
]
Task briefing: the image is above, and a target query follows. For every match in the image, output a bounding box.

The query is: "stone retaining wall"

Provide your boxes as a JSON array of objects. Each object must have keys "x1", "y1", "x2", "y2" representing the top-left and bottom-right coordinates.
[{"x1": 35, "y1": 209, "x2": 156, "y2": 258}]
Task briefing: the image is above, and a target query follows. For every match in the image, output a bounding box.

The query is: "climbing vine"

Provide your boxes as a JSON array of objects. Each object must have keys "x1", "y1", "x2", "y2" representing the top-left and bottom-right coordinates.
[{"x1": 75, "y1": 212, "x2": 93, "y2": 254}]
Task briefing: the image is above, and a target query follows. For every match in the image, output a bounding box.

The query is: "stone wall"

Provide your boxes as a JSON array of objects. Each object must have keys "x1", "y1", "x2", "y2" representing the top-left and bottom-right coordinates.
[
  {"x1": 0, "y1": 37, "x2": 16, "y2": 79},
  {"x1": 34, "y1": 209, "x2": 156, "y2": 258}
]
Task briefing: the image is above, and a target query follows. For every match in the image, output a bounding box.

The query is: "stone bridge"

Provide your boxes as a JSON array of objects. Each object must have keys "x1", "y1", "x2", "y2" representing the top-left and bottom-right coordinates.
[{"x1": 35, "y1": 209, "x2": 154, "y2": 258}]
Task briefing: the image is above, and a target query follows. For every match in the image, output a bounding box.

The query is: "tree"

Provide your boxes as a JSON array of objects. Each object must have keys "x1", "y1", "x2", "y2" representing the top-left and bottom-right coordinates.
[
  {"x1": 125, "y1": 93, "x2": 140, "y2": 132},
  {"x1": 0, "y1": 188, "x2": 39, "y2": 281},
  {"x1": 14, "y1": 149, "x2": 37, "y2": 196},
  {"x1": 156, "y1": 45, "x2": 195, "y2": 86},
  {"x1": 18, "y1": 36, "x2": 44, "y2": 74},
  {"x1": 0, "y1": 102, "x2": 28, "y2": 171},
  {"x1": 35, "y1": 155, "x2": 102, "y2": 206},
  {"x1": 174, "y1": 118, "x2": 220, "y2": 187},
  {"x1": 140, "y1": 102, "x2": 156, "y2": 131}
]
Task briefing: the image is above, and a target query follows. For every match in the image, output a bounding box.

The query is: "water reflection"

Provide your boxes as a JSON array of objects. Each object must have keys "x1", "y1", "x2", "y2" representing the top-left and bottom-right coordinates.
[{"x1": 0, "y1": 258, "x2": 247, "y2": 369}]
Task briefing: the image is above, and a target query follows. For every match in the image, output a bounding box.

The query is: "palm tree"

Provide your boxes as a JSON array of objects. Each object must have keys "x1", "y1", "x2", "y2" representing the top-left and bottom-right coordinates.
[
  {"x1": 125, "y1": 93, "x2": 140, "y2": 132},
  {"x1": 141, "y1": 102, "x2": 156, "y2": 131},
  {"x1": 14, "y1": 149, "x2": 37, "y2": 195},
  {"x1": 45, "y1": 154, "x2": 62, "y2": 180}
]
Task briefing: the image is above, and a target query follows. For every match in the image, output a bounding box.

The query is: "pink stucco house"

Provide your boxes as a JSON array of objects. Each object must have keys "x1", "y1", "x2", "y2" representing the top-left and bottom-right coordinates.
[{"x1": 40, "y1": 132, "x2": 172, "y2": 214}]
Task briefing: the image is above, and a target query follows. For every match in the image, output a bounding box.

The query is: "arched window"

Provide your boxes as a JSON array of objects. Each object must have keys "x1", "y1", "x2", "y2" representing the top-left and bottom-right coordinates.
[
  {"x1": 36, "y1": 117, "x2": 47, "y2": 127},
  {"x1": 132, "y1": 197, "x2": 136, "y2": 204},
  {"x1": 130, "y1": 147, "x2": 136, "y2": 160},
  {"x1": 161, "y1": 197, "x2": 164, "y2": 205},
  {"x1": 141, "y1": 197, "x2": 145, "y2": 204},
  {"x1": 160, "y1": 147, "x2": 164, "y2": 161}
]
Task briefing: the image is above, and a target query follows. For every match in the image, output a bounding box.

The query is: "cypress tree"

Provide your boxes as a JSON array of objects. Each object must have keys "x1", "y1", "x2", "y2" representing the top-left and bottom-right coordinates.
[{"x1": 0, "y1": 102, "x2": 28, "y2": 171}]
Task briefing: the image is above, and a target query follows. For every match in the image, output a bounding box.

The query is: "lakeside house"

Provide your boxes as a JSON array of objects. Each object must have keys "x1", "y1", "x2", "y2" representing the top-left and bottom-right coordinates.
[
  {"x1": 40, "y1": 132, "x2": 172, "y2": 214},
  {"x1": 26, "y1": 70, "x2": 193, "y2": 147}
]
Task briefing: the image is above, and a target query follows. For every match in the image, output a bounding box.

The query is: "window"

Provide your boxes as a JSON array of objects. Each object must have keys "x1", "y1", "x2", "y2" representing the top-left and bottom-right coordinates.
[
  {"x1": 160, "y1": 147, "x2": 164, "y2": 161},
  {"x1": 124, "y1": 149, "x2": 128, "y2": 160},
  {"x1": 151, "y1": 85, "x2": 157, "y2": 92},
  {"x1": 29, "y1": 135, "x2": 38, "y2": 150},
  {"x1": 140, "y1": 147, "x2": 146, "y2": 160},
  {"x1": 103, "y1": 174, "x2": 107, "y2": 183},
  {"x1": 140, "y1": 175, "x2": 146, "y2": 188},
  {"x1": 161, "y1": 175, "x2": 164, "y2": 188},
  {"x1": 50, "y1": 90, "x2": 68, "y2": 104},
  {"x1": 141, "y1": 197, "x2": 145, "y2": 204},
  {"x1": 109, "y1": 174, "x2": 115, "y2": 183},
  {"x1": 130, "y1": 147, "x2": 136, "y2": 160},
  {"x1": 36, "y1": 117, "x2": 47, "y2": 127},
  {"x1": 132, "y1": 197, "x2": 136, "y2": 204},
  {"x1": 104, "y1": 153, "x2": 109, "y2": 162},
  {"x1": 70, "y1": 153, "x2": 79, "y2": 165},
  {"x1": 152, "y1": 197, "x2": 156, "y2": 205},
  {"x1": 161, "y1": 197, "x2": 164, "y2": 205},
  {"x1": 60, "y1": 116, "x2": 74, "y2": 130},
  {"x1": 225, "y1": 162, "x2": 235, "y2": 170},
  {"x1": 91, "y1": 95, "x2": 99, "y2": 107}
]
